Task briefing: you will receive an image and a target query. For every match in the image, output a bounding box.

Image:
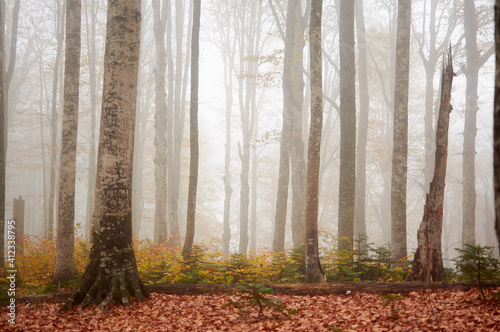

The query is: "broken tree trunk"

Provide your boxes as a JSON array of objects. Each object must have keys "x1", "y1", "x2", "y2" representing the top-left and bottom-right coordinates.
[{"x1": 407, "y1": 46, "x2": 454, "y2": 282}]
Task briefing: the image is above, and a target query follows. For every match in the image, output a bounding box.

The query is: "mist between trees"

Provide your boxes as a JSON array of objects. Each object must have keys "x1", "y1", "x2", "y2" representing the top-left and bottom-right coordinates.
[{"x1": 2, "y1": 0, "x2": 498, "y2": 280}]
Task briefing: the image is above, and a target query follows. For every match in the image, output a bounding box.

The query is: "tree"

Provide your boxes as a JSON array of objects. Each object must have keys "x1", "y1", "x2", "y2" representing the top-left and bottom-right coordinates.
[
  {"x1": 182, "y1": 0, "x2": 200, "y2": 258},
  {"x1": 48, "y1": 1, "x2": 65, "y2": 240},
  {"x1": 0, "y1": 0, "x2": 5, "y2": 275},
  {"x1": 61, "y1": 0, "x2": 148, "y2": 310},
  {"x1": 272, "y1": 0, "x2": 299, "y2": 253},
  {"x1": 354, "y1": 0, "x2": 369, "y2": 253},
  {"x1": 494, "y1": 0, "x2": 500, "y2": 248},
  {"x1": 407, "y1": 47, "x2": 454, "y2": 282},
  {"x1": 305, "y1": 0, "x2": 325, "y2": 283},
  {"x1": 338, "y1": 0, "x2": 356, "y2": 251},
  {"x1": 152, "y1": 0, "x2": 168, "y2": 244},
  {"x1": 54, "y1": 0, "x2": 81, "y2": 285},
  {"x1": 390, "y1": 0, "x2": 411, "y2": 262},
  {"x1": 462, "y1": 0, "x2": 494, "y2": 247}
]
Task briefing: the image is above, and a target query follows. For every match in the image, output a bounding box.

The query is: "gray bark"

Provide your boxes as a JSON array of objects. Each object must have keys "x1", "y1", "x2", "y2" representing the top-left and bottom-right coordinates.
[
  {"x1": 305, "y1": 0, "x2": 325, "y2": 283},
  {"x1": 54, "y1": 0, "x2": 81, "y2": 285},
  {"x1": 61, "y1": 0, "x2": 148, "y2": 311},
  {"x1": 0, "y1": 0, "x2": 5, "y2": 274},
  {"x1": 390, "y1": 0, "x2": 411, "y2": 262},
  {"x1": 48, "y1": 1, "x2": 65, "y2": 240},
  {"x1": 152, "y1": 0, "x2": 168, "y2": 244},
  {"x1": 338, "y1": 0, "x2": 356, "y2": 251},
  {"x1": 354, "y1": 0, "x2": 369, "y2": 249},
  {"x1": 495, "y1": 0, "x2": 500, "y2": 249},
  {"x1": 183, "y1": 0, "x2": 200, "y2": 258}
]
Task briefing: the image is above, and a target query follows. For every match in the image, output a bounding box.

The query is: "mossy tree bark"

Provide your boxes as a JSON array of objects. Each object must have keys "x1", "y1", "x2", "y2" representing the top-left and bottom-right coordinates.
[
  {"x1": 60, "y1": 0, "x2": 149, "y2": 311},
  {"x1": 407, "y1": 47, "x2": 454, "y2": 282}
]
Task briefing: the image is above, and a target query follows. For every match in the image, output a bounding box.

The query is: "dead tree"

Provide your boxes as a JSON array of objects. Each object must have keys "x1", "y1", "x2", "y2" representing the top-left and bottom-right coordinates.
[{"x1": 407, "y1": 47, "x2": 454, "y2": 282}]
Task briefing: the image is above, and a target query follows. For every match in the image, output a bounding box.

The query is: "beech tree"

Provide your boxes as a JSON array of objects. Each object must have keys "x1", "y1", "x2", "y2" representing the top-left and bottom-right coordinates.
[
  {"x1": 390, "y1": 0, "x2": 411, "y2": 262},
  {"x1": 495, "y1": 0, "x2": 500, "y2": 247},
  {"x1": 182, "y1": 0, "x2": 201, "y2": 258},
  {"x1": 305, "y1": 0, "x2": 325, "y2": 283},
  {"x1": 407, "y1": 47, "x2": 454, "y2": 282},
  {"x1": 462, "y1": 0, "x2": 494, "y2": 247},
  {"x1": 54, "y1": 0, "x2": 81, "y2": 285},
  {"x1": 61, "y1": 0, "x2": 149, "y2": 310},
  {"x1": 152, "y1": 0, "x2": 168, "y2": 243},
  {"x1": 338, "y1": 0, "x2": 356, "y2": 250},
  {"x1": 0, "y1": 0, "x2": 5, "y2": 275}
]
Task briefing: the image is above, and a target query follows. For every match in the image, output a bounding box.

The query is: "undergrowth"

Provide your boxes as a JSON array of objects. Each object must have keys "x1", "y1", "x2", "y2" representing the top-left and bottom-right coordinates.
[{"x1": 4, "y1": 231, "x2": 498, "y2": 296}]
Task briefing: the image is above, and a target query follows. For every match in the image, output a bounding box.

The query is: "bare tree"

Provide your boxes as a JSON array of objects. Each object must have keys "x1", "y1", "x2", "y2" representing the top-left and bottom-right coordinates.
[
  {"x1": 407, "y1": 47, "x2": 454, "y2": 282},
  {"x1": 462, "y1": 0, "x2": 494, "y2": 247},
  {"x1": 338, "y1": 0, "x2": 356, "y2": 251},
  {"x1": 183, "y1": 0, "x2": 201, "y2": 258},
  {"x1": 305, "y1": 0, "x2": 325, "y2": 283},
  {"x1": 152, "y1": 0, "x2": 168, "y2": 243},
  {"x1": 494, "y1": 0, "x2": 500, "y2": 248},
  {"x1": 0, "y1": 0, "x2": 5, "y2": 275},
  {"x1": 61, "y1": 0, "x2": 148, "y2": 311},
  {"x1": 391, "y1": 0, "x2": 411, "y2": 262},
  {"x1": 54, "y1": 0, "x2": 81, "y2": 285}
]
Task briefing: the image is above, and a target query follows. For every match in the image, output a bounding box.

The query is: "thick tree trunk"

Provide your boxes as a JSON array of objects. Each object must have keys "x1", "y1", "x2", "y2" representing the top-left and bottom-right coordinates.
[
  {"x1": 61, "y1": 0, "x2": 148, "y2": 311},
  {"x1": 305, "y1": 0, "x2": 325, "y2": 284},
  {"x1": 152, "y1": 0, "x2": 168, "y2": 244},
  {"x1": 391, "y1": 0, "x2": 411, "y2": 262},
  {"x1": 407, "y1": 48, "x2": 454, "y2": 282},
  {"x1": 338, "y1": 0, "x2": 356, "y2": 251},
  {"x1": 183, "y1": 0, "x2": 200, "y2": 258},
  {"x1": 54, "y1": 0, "x2": 81, "y2": 285}
]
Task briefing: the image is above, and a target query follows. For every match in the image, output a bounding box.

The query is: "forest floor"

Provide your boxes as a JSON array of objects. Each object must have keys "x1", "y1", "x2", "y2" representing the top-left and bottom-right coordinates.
[{"x1": 1, "y1": 287, "x2": 499, "y2": 331}]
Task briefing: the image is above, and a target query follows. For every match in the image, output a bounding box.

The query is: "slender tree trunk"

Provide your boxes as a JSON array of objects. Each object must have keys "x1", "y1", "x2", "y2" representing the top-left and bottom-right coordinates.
[
  {"x1": 54, "y1": 0, "x2": 81, "y2": 285},
  {"x1": 462, "y1": 0, "x2": 494, "y2": 247},
  {"x1": 305, "y1": 0, "x2": 325, "y2": 283},
  {"x1": 61, "y1": 0, "x2": 148, "y2": 311},
  {"x1": 495, "y1": 0, "x2": 500, "y2": 249},
  {"x1": 0, "y1": 0, "x2": 5, "y2": 274},
  {"x1": 152, "y1": 0, "x2": 168, "y2": 244},
  {"x1": 48, "y1": 2, "x2": 65, "y2": 240},
  {"x1": 407, "y1": 48, "x2": 454, "y2": 282},
  {"x1": 166, "y1": 0, "x2": 175, "y2": 240},
  {"x1": 338, "y1": 0, "x2": 356, "y2": 251},
  {"x1": 391, "y1": 0, "x2": 411, "y2": 262},
  {"x1": 354, "y1": 0, "x2": 369, "y2": 251},
  {"x1": 84, "y1": 0, "x2": 99, "y2": 242},
  {"x1": 183, "y1": 0, "x2": 200, "y2": 258},
  {"x1": 250, "y1": 118, "x2": 258, "y2": 252},
  {"x1": 272, "y1": 0, "x2": 297, "y2": 253}
]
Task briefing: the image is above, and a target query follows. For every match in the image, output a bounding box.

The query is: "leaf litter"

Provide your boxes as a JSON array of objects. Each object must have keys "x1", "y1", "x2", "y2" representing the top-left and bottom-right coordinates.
[{"x1": 1, "y1": 287, "x2": 499, "y2": 331}]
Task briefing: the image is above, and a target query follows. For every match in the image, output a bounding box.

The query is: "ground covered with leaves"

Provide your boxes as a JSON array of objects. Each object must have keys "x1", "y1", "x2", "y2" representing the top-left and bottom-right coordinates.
[{"x1": 1, "y1": 288, "x2": 499, "y2": 331}]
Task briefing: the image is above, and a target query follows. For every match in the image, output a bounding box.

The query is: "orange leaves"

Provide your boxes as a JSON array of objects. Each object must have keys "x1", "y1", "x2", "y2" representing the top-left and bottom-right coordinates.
[{"x1": 3, "y1": 288, "x2": 499, "y2": 331}]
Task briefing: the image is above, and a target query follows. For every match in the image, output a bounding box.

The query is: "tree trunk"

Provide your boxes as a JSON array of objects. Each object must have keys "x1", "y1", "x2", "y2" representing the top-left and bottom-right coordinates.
[
  {"x1": 61, "y1": 0, "x2": 148, "y2": 311},
  {"x1": 494, "y1": 0, "x2": 500, "y2": 248},
  {"x1": 183, "y1": 0, "x2": 200, "y2": 258},
  {"x1": 305, "y1": 0, "x2": 325, "y2": 284},
  {"x1": 353, "y1": 0, "x2": 369, "y2": 253},
  {"x1": 54, "y1": 0, "x2": 81, "y2": 285},
  {"x1": 0, "y1": 0, "x2": 5, "y2": 275},
  {"x1": 272, "y1": 0, "x2": 297, "y2": 253},
  {"x1": 152, "y1": 0, "x2": 168, "y2": 244},
  {"x1": 84, "y1": 0, "x2": 99, "y2": 242},
  {"x1": 391, "y1": 0, "x2": 411, "y2": 262},
  {"x1": 48, "y1": 2, "x2": 66, "y2": 240},
  {"x1": 407, "y1": 48, "x2": 454, "y2": 282},
  {"x1": 338, "y1": 0, "x2": 356, "y2": 251},
  {"x1": 462, "y1": 0, "x2": 494, "y2": 247}
]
